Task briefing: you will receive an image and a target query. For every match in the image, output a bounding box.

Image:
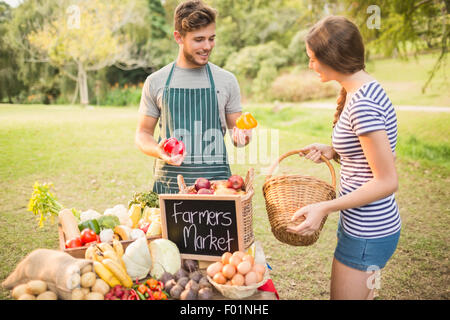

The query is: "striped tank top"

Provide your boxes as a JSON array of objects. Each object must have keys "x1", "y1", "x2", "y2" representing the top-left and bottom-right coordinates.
[{"x1": 332, "y1": 80, "x2": 401, "y2": 239}]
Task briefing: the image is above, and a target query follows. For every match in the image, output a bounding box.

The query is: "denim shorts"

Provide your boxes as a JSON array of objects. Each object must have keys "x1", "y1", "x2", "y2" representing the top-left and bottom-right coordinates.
[{"x1": 334, "y1": 222, "x2": 401, "y2": 272}]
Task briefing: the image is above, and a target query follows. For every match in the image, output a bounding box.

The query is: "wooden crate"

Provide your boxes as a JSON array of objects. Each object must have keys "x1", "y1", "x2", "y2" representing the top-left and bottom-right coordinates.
[{"x1": 58, "y1": 223, "x2": 161, "y2": 259}]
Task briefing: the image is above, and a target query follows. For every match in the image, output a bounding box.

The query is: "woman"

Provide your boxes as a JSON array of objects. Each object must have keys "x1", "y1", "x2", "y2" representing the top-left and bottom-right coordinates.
[{"x1": 287, "y1": 16, "x2": 401, "y2": 300}]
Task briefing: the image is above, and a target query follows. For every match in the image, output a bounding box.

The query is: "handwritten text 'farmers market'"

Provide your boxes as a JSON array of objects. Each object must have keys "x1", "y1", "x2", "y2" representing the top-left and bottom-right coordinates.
[{"x1": 172, "y1": 202, "x2": 234, "y2": 252}]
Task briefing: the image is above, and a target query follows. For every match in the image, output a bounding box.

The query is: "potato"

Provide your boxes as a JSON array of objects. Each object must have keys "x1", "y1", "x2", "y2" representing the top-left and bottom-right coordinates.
[
  {"x1": 91, "y1": 279, "x2": 109, "y2": 296},
  {"x1": 189, "y1": 271, "x2": 203, "y2": 282},
  {"x1": 81, "y1": 287, "x2": 90, "y2": 296},
  {"x1": 198, "y1": 287, "x2": 213, "y2": 300},
  {"x1": 18, "y1": 294, "x2": 36, "y2": 300},
  {"x1": 12, "y1": 284, "x2": 29, "y2": 299},
  {"x1": 180, "y1": 288, "x2": 197, "y2": 300},
  {"x1": 165, "y1": 279, "x2": 177, "y2": 293},
  {"x1": 26, "y1": 280, "x2": 47, "y2": 295},
  {"x1": 85, "y1": 292, "x2": 104, "y2": 300},
  {"x1": 71, "y1": 288, "x2": 85, "y2": 300},
  {"x1": 69, "y1": 273, "x2": 81, "y2": 289},
  {"x1": 36, "y1": 291, "x2": 57, "y2": 300},
  {"x1": 169, "y1": 284, "x2": 184, "y2": 299},
  {"x1": 80, "y1": 272, "x2": 96, "y2": 288},
  {"x1": 185, "y1": 280, "x2": 199, "y2": 293},
  {"x1": 81, "y1": 264, "x2": 92, "y2": 274},
  {"x1": 177, "y1": 277, "x2": 189, "y2": 288},
  {"x1": 198, "y1": 277, "x2": 212, "y2": 289}
]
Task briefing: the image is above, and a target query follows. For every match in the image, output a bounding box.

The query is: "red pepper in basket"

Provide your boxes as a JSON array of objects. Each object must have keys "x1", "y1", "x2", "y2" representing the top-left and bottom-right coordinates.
[{"x1": 146, "y1": 287, "x2": 155, "y2": 300}]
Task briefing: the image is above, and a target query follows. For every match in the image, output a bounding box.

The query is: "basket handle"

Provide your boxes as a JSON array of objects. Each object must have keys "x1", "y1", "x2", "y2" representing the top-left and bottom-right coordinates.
[
  {"x1": 265, "y1": 150, "x2": 336, "y2": 190},
  {"x1": 244, "y1": 167, "x2": 255, "y2": 193}
]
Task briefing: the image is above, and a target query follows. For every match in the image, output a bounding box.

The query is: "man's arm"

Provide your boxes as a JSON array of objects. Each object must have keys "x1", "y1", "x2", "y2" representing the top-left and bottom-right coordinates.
[
  {"x1": 226, "y1": 112, "x2": 242, "y2": 129},
  {"x1": 135, "y1": 114, "x2": 162, "y2": 159}
]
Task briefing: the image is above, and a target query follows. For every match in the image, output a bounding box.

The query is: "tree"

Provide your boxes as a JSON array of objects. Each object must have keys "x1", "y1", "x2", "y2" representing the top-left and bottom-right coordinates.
[
  {"x1": 24, "y1": 0, "x2": 149, "y2": 106},
  {"x1": 341, "y1": 0, "x2": 448, "y2": 93},
  {"x1": 0, "y1": 2, "x2": 24, "y2": 103}
]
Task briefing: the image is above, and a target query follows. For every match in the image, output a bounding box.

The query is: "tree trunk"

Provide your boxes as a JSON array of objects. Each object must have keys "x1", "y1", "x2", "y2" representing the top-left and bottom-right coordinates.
[{"x1": 78, "y1": 62, "x2": 89, "y2": 107}]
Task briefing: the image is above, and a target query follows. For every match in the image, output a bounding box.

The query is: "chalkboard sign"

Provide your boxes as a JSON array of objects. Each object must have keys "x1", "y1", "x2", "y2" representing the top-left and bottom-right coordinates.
[{"x1": 159, "y1": 194, "x2": 245, "y2": 261}]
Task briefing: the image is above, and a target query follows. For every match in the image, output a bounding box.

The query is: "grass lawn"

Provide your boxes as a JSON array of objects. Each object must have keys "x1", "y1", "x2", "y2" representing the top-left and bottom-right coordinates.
[{"x1": 0, "y1": 103, "x2": 449, "y2": 300}]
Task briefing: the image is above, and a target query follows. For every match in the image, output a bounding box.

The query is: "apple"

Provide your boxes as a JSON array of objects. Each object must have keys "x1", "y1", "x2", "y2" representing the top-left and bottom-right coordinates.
[
  {"x1": 227, "y1": 175, "x2": 244, "y2": 190},
  {"x1": 195, "y1": 178, "x2": 211, "y2": 191},
  {"x1": 197, "y1": 188, "x2": 214, "y2": 195}
]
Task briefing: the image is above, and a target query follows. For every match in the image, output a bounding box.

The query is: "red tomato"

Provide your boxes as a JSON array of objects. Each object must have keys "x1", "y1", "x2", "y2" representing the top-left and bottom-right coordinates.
[
  {"x1": 163, "y1": 138, "x2": 178, "y2": 154},
  {"x1": 65, "y1": 237, "x2": 82, "y2": 249},
  {"x1": 80, "y1": 228, "x2": 97, "y2": 245}
]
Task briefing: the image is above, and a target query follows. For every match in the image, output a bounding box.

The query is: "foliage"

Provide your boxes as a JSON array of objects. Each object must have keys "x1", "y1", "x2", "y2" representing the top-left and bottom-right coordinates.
[
  {"x1": 98, "y1": 83, "x2": 143, "y2": 107},
  {"x1": 270, "y1": 68, "x2": 340, "y2": 102},
  {"x1": 27, "y1": 181, "x2": 63, "y2": 227},
  {"x1": 341, "y1": 0, "x2": 448, "y2": 93},
  {"x1": 224, "y1": 41, "x2": 289, "y2": 79},
  {"x1": 128, "y1": 190, "x2": 160, "y2": 209},
  {"x1": 0, "y1": 0, "x2": 447, "y2": 103}
]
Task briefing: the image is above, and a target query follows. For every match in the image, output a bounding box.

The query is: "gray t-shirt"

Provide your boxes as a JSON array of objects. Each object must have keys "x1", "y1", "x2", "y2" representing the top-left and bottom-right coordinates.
[{"x1": 138, "y1": 62, "x2": 242, "y2": 135}]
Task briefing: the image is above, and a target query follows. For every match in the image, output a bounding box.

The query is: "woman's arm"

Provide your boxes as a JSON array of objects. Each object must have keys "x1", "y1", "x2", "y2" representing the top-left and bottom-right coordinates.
[{"x1": 288, "y1": 130, "x2": 398, "y2": 235}]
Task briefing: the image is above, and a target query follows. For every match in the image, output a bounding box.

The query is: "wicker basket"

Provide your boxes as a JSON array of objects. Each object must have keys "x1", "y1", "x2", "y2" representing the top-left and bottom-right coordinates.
[
  {"x1": 177, "y1": 168, "x2": 255, "y2": 250},
  {"x1": 262, "y1": 150, "x2": 336, "y2": 246},
  {"x1": 207, "y1": 268, "x2": 270, "y2": 299}
]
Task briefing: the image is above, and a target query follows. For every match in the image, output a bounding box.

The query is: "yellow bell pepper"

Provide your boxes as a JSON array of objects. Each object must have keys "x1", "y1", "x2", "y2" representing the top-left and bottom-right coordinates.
[{"x1": 236, "y1": 112, "x2": 258, "y2": 129}]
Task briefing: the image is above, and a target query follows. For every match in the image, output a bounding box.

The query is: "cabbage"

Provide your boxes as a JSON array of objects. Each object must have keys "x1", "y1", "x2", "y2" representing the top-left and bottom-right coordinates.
[
  {"x1": 149, "y1": 239, "x2": 181, "y2": 279},
  {"x1": 123, "y1": 236, "x2": 152, "y2": 270}
]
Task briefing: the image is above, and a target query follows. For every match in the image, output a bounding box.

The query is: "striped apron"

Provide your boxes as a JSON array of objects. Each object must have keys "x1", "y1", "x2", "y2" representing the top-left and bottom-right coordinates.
[{"x1": 152, "y1": 62, "x2": 231, "y2": 194}]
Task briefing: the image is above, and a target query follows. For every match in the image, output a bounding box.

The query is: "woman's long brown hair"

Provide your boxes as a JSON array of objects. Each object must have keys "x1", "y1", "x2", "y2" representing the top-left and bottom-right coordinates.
[{"x1": 306, "y1": 16, "x2": 366, "y2": 127}]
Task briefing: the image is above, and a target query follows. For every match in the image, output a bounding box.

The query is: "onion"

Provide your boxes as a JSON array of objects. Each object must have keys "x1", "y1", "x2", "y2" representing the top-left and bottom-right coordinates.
[
  {"x1": 222, "y1": 264, "x2": 236, "y2": 279},
  {"x1": 207, "y1": 262, "x2": 223, "y2": 278},
  {"x1": 237, "y1": 261, "x2": 252, "y2": 275},
  {"x1": 213, "y1": 272, "x2": 227, "y2": 285},
  {"x1": 244, "y1": 271, "x2": 258, "y2": 286}
]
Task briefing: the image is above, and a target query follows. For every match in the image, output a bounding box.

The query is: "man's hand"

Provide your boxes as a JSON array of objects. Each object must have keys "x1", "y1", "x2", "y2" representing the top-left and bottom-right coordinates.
[
  {"x1": 157, "y1": 139, "x2": 186, "y2": 166},
  {"x1": 231, "y1": 127, "x2": 252, "y2": 147}
]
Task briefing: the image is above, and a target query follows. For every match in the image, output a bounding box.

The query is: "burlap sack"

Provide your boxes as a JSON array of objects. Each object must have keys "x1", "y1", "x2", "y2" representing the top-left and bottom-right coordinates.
[{"x1": 2, "y1": 248, "x2": 92, "y2": 300}]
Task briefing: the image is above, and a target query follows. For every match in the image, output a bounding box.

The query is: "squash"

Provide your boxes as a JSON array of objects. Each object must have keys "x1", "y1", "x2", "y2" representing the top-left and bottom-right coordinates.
[
  {"x1": 59, "y1": 209, "x2": 81, "y2": 241},
  {"x1": 128, "y1": 204, "x2": 142, "y2": 228}
]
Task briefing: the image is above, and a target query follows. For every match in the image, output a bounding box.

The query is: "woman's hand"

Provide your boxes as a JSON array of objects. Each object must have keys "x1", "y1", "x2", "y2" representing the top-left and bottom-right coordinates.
[
  {"x1": 158, "y1": 139, "x2": 186, "y2": 166},
  {"x1": 287, "y1": 202, "x2": 331, "y2": 236},
  {"x1": 300, "y1": 143, "x2": 336, "y2": 163}
]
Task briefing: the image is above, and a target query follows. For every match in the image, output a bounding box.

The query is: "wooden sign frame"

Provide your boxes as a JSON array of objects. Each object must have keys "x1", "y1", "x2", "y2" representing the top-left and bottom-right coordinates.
[{"x1": 159, "y1": 194, "x2": 245, "y2": 261}]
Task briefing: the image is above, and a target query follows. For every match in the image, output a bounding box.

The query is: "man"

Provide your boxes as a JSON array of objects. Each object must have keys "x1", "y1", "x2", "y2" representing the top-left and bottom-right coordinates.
[{"x1": 135, "y1": 0, "x2": 252, "y2": 194}]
